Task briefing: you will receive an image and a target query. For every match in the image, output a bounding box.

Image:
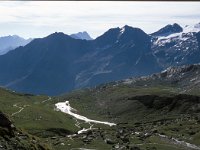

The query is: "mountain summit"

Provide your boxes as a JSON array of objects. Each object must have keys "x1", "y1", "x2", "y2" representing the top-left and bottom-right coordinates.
[
  {"x1": 95, "y1": 25, "x2": 150, "y2": 47},
  {"x1": 70, "y1": 31, "x2": 93, "y2": 40},
  {"x1": 151, "y1": 23, "x2": 183, "y2": 36}
]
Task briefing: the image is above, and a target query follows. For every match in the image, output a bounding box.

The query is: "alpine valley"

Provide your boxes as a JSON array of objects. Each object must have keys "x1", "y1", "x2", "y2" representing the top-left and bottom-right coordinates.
[{"x1": 0, "y1": 23, "x2": 200, "y2": 150}]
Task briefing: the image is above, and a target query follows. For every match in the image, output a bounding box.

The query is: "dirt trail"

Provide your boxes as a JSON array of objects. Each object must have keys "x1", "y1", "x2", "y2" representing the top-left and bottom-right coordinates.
[{"x1": 11, "y1": 104, "x2": 29, "y2": 116}]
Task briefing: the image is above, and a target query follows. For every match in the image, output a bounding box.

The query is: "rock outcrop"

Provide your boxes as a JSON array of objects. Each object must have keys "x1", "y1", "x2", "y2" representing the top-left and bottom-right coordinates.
[{"x1": 0, "y1": 111, "x2": 50, "y2": 150}]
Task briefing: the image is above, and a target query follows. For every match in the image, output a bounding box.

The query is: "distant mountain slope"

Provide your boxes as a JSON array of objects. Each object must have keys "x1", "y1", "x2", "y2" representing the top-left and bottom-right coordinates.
[
  {"x1": 70, "y1": 31, "x2": 93, "y2": 40},
  {"x1": 0, "y1": 35, "x2": 32, "y2": 55},
  {"x1": 0, "y1": 32, "x2": 93, "y2": 95},
  {"x1": 0, "y1": 26, "x2": 160, "y2": 95},
  {"x1": 119, "y1": 63, "x2": 200, "y2": 95},
  {"x1": 77, "y1": 25, "x2": 159, "y2": 88}
]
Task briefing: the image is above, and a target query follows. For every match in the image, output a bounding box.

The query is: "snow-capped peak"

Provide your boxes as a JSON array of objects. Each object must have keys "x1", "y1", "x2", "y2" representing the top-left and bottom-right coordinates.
[{"x1": 154, "y1": 23, "x2": 200, "y2": 43}]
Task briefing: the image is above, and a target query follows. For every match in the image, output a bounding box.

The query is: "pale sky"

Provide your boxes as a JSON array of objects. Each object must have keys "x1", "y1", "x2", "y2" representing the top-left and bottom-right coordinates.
[{"x1": 0, "y1": 1, "x2": 199, "y2": 39}]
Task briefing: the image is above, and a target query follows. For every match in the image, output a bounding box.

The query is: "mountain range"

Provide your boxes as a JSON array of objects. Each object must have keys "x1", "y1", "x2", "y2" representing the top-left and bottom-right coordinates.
[
  {"x1": 0, "y1": 32, "x2": 92, "y2": 56},
  {"x1": 0, "y1": 23, "x2": 199, "y2": 95},
  {"x1": 0, "y1": 35, "x2": 32, "y2": 55}
]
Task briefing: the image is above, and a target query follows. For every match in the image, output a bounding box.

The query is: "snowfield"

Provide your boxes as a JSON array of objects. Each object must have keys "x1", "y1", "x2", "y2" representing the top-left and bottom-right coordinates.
[{"x1": 55, "y1": 101, "x2": 116, "y2": 126}]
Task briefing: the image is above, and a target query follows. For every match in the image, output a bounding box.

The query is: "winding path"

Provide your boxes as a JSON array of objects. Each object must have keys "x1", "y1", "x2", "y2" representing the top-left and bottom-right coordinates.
[{"x1": 11, "y1": 104, "x2": 29, "y2": 116}]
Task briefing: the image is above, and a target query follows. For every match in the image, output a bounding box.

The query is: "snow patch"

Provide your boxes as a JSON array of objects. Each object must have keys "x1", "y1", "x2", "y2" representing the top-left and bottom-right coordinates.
[
  {"x1": 154, "y1": 23, "x2": 200, "y2": 47},
  {"x1": 118, "y1": 26, "x2": 126, "y2": 38},
  {"x1": 120, "y1": 27, "x2": 125, "y2": 34},
  {"x1": 55, "y1": 101, "x2": 116, "y2": 126}
]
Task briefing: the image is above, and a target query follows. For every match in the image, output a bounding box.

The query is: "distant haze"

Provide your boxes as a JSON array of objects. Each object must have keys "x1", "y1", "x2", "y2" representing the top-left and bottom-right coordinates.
[{"x1": 0, "y1": 1, "x2": 199, "y2": 39}]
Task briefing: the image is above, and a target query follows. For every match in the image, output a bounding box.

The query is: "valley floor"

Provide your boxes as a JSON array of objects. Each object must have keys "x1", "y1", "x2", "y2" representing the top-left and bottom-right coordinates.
[{"x1": 1, "y1": 82, "x2": 200, "y2": 150}]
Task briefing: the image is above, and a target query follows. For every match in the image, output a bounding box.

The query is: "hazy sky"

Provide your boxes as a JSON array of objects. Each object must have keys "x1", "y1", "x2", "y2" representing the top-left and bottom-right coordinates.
[{"x1": 0, "y1": 1, "x2": 199, "y2": 39}]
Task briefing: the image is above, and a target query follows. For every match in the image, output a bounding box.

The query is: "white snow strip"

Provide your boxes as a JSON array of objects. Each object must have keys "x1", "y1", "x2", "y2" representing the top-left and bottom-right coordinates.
[
  {"x1": 117, "y1": 26, "x2": 126, "y2": 38},
  {"x1": 78, "y1": 123, "x2": 97, "y2": 134},
  {"x1": 135, "y1": 55, "x2": 142, "y2": 65},
  {"x1": 120, "y1": 27, "x2": 125, "y2": 34},
  {"x1": 190, "y1": 77, "x2": 197, "y2": 82},
  {"x1": 55, "y1": 101, "x2": 116, "y2": 126}
]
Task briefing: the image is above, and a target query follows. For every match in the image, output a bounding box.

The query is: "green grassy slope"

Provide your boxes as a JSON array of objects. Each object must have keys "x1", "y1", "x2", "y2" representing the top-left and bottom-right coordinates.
[{"x1": 0, "y1": 88, "x2": 78, "y2": 138}]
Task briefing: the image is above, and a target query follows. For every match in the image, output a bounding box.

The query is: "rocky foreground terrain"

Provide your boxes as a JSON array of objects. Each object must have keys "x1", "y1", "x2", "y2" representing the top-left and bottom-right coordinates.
[{"x1": 0, "y1": 111, "x2": 49, "y2": 150}]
